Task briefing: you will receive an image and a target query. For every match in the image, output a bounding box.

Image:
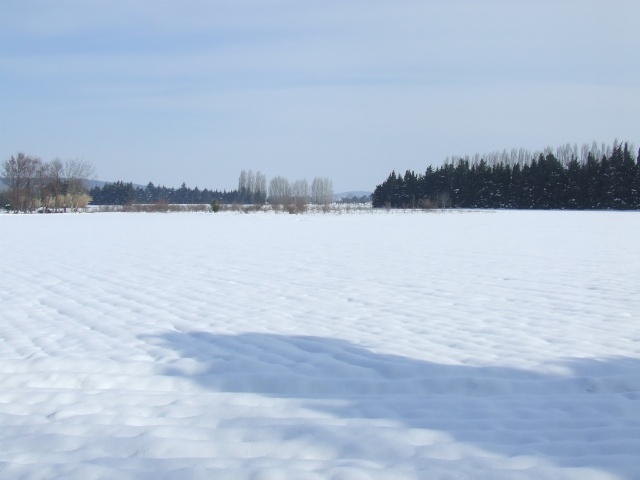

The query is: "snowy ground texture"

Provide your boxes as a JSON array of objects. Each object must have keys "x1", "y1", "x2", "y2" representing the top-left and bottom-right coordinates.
[{"x1": 1, "y1": 210, "x2": 640, "y2": 480}]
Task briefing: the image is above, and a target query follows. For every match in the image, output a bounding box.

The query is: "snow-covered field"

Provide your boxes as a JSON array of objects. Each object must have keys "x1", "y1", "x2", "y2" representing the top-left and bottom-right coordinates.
[{"x1": 1, "y1": 210, "x2": 639, "y2": 480}]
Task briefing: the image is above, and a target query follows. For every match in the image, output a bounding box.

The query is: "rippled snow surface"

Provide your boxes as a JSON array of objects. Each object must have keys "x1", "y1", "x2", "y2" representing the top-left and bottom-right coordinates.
[{"x1": 1, "y1": 210, "x2": 639, "y2": 479}]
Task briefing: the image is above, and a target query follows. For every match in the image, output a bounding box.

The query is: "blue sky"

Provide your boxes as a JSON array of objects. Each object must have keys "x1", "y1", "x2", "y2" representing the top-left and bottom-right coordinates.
[{"x1": 1, "y1": 1, "x2": 639, "y2": 192}]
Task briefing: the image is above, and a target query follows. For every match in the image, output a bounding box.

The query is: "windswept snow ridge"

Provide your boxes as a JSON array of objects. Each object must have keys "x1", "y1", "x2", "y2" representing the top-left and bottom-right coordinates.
[{"x1": 1, "y1": 210, "x2": 639, "y2": 479}]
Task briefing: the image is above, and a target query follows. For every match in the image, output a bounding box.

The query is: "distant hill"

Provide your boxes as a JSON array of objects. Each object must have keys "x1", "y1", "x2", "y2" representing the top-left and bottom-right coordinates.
[{"x1": 334, "y1": 191, "x2": 372, "y2": 201}]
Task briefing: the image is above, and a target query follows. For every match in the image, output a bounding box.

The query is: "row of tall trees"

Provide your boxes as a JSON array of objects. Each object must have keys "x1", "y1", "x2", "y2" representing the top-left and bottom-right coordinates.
[
  {"x1": 311, "y1": 177, "x2": 334, "y2": 205},
  {"x1": 265, "y1": 175, "x2": 333, "y2": 206},
  {"x1": 443, "y1": 141, "x2": 618, "y2": 170},
  {"x1": 237, "y1": 170, "x2": 334, "y2": 206},
  {"x1": 373, "y1": 141, "x2": 640, "y2": 210},
  {"x1": 89, "y1": 171, "x2": 333, "y2": 205},
  {"x1": 88, "y1": 172, "x2": 335, "y2": 207},
  {"x1": 1, "y1": 153, "x2": 94, "y2": 212},
  {"x1": 237, "y1": 170, "x2": 267, "y2": 204}
]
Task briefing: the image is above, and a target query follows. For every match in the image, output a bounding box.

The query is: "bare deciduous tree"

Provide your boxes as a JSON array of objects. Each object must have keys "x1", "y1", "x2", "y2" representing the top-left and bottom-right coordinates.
[
  {"x1": 238, "y1": 170, "x2": 248, "y2": 201},
  {"x1": 1, "y1": 154, "x2": 94, "y2": 212},
  {"x1": 291, "y1": 179, "x2": 308, "y2": 200},
  {"x1": 254, "y1": 172, "x2": 267, "y2": 204},
  {"x1": 1, "y1": 153, "x2": 41, "y2": 212},
  {"x1": 240, "y1": 172, "x2": 332, "y2": 210},
  {"x1": 64, "y1": 159, "x2": 95, "y2": 211},
  {"x1": 33, "y1": 159, "x2": 66, "y2": 211},
  {"x1": 291, "y1": 179, "x2": 309, "y2": 212},
  {"x1": 238, "y1": 170, "x2": 267, "y2": 204},
  {"x1": 269, "y1": 176, "x2": 292, "y2": 207},
  {"x1": 45, "y1": 159, "x2": 65, "y2": 211},
  {"x1": 311, "y1": 177, "x2": 333, "y2": 205}
]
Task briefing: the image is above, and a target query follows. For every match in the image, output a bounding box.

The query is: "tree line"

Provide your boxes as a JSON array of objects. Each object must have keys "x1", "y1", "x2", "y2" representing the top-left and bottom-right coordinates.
[
  {"x1": 372, "y1": 141, "x2": 640, "y2": 210},
  {"x1": 1, "y1": 153, "x2": 94, "y2": 212},
  {"x1": 261, "y1": 173, "x2": 334, "y2": 207},
  {"x1": 88, "y1": 181, "x2": 237, "y2": 206},
  {"x1": 87, "y1": 171, "x2": 335, "y2": 208},
  {"x1": 236, "y1": 170, "x2": 334, "y2": 206}
]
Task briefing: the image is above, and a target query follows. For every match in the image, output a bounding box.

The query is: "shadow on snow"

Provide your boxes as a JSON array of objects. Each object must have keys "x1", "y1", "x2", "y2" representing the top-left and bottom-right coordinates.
[{"x1": 145, "y1": 331, "x2": 640, "y2": 477}]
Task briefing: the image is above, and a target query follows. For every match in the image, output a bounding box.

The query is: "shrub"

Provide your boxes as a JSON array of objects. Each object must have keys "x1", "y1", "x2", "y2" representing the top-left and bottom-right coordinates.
[{"x1": 419, "y1": 198, "x2": 437, "y2": 210}]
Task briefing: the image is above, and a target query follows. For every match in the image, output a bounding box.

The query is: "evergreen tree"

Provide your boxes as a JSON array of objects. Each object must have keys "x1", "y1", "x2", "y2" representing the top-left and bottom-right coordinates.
[{"x1": 372, "y1": 140, "x2": 639, "y2": 211}]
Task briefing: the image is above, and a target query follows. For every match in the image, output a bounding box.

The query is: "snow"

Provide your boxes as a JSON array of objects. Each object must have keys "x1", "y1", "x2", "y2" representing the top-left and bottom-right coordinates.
[{"x1": 1, "y1": 210, "x2": 639, "y2": 480}]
